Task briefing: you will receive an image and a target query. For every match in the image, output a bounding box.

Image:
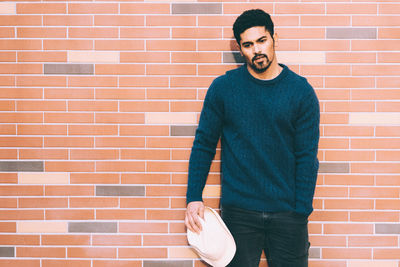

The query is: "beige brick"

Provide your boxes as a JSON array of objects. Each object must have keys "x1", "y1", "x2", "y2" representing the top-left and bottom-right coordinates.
[
  {"x1": 276, "y1": 51, "x2": 325, "y2": 64},
  {"x1": 168, "y1": 247, "x2": 198, "y2": 259},
  {"x1": 0, "y1": 3, "x2": 16, "y2": 14},
  {"x1": 68, "y1": 51, "x2": 119, "y2": 63},
  {"x1": 202, "y1": 185, "x2": 221, "y2": 197},
  {"x1": 18, "y1": 221, "x2": 67, "y2": 233},
  {"x1": 350, "y1": 113, "x2": 400, "y2": 125},
  {"x1": 145, "y1": 113, "x2": 197, "y2": 124},
  {"x1": 348, "y1": 261, "x2": 398, "y2": 267},
  {"x1": 19, "y1": 172, "x2": 69, "y2": 184}
]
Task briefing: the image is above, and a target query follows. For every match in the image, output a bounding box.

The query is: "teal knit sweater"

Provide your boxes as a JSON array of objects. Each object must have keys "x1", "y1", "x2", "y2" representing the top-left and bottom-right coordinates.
[{"x1": 186, "y1": 64, "x2": 320, "y2": 216}]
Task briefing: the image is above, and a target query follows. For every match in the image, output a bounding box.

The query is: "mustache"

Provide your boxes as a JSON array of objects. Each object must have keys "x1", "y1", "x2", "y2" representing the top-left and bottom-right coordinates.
[{"x1": 252, "y1": 54, "x2": 269, "y2": 62}]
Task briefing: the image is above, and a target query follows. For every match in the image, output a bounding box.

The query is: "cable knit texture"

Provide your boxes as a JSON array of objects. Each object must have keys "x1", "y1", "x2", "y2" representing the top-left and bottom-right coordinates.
[{"x1": 187, "y1": 64, "x2": 320, "y2": 216}]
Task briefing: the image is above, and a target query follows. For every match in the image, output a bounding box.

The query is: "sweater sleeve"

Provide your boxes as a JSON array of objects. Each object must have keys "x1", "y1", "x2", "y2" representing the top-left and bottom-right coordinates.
[
  {"x1": 294, "y1": 86, "x2": 320, "y2": 216},
  {"x1": 186, "y1": 79, "x2": 224, "y2": 204}
]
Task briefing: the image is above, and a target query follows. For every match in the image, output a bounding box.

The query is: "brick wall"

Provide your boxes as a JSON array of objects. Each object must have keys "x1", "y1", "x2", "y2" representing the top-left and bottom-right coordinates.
[{"x1": 0, "y1": 1, "x2": 399, "y2": 267}]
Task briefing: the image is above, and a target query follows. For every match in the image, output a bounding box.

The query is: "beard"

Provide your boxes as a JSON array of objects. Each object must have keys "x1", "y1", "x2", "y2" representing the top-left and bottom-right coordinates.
[{"x1": 248, "y1": 54, "x2": 273, "y2": 74}]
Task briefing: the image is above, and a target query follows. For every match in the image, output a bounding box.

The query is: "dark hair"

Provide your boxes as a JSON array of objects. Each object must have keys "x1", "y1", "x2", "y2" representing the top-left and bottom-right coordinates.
[{"x1": 233, "y1": 9, "x2": 274, "y2": 45}]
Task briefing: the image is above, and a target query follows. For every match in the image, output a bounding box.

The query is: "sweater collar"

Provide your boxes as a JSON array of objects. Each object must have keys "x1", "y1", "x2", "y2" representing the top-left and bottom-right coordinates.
[{"x1": 242, "y1": 63, "x2": 288, "y2": 86}]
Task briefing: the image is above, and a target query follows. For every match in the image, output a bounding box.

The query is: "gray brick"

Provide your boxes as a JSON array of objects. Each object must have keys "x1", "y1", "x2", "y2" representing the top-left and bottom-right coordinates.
[
  {"x1": 309, "y1": 247, "x2": 320, "y2": 259},
  {"x1": 0, "y1": 247, "x2": 14, "y2": 257},
  {"x1": 44, "y1": 64, "x2": 94, "y2": 75},
  {"x1": 0, "y1": 161, "x2": 43, "y2": 172},
  {"x1": 69, "y1": 222, "x2": 117, "y2": 233},
  {"x1": 318, "y1": 162, "x2": 349, "y2": 173},
  {"x1": 326, "y1": 28, "x2": 377, "y2": 39},
  {"x1": 144, "y1": 260, "x2": 193, "y2": 267},
  {"x1": 375, "y1": 224, "x2": 400, "y2": 234},
  {"x1": 171, "y1": 126, "x2": 197, "y2": 136},
  {"x1": 172, "y1": 3, "x2": 222, "y2": 14},
  {"x1": 223, "y1": 52, "x2": 245, "y2": 64},
  {"x1": 96, "y1": 186, "x2": 145, "y2": 196}
]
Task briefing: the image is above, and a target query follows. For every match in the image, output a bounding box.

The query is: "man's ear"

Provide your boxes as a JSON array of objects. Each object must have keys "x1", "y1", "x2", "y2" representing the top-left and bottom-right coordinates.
[{"x1": 273, "y1": 33, "x2": 279, "y2": 48}]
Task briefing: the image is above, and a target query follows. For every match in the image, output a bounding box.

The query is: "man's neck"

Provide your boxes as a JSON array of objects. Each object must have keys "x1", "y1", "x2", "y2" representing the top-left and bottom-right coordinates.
[{"x1": 247, "y1": 61, "x2": 283, "y2": 81}]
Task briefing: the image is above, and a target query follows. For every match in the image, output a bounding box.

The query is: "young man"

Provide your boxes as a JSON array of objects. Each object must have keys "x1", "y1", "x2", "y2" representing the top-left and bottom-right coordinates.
[{"x1": 185, "y1": 9, "x2": 320, "y2": 267}]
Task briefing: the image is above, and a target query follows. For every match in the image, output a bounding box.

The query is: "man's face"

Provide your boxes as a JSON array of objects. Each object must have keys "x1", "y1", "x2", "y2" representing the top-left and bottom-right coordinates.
[{"x1": 239, "y1": 26, "x2": 277, "y2": 74}]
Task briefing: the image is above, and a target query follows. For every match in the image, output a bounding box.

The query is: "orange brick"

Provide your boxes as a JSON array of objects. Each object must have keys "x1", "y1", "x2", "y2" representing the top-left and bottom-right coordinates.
[
  {"x1": 374, "y1": 249, "x2": 400, "y2": 260},
  {"x1": 42, "y1": 260, "x2": 91, "y2": 267},
  {"x1": 327, "y1": 3, "x2": 377, "y2": 14},
  {"x1": 68, "y1": 101, "x2": 118, "y2": 112},
  {"x1": 147, "y1": 89, "x2": 197, "y2": 100},
  {"x1": 120, "y1": 125, "x2": 169, "y2": 137},
  {"x1": 70, "y1": 173, "x2": 119, "y2": 184},
  {"x1": 0, "y1": 28, "x2": 15, "y2": 38},
  {"x1": 0, "y1": 136, "x2": 42, "y2": 147},
  {"x1": 171, "y1": 76, "x2": 214, "y2": 88},
  {"x1": 0, "y1": 16, "x2": 42, "y2": 26},
  {"x1": 95, "y1": 40, "x2": 144, "y2": 51},
  {"x1": 121, "y1": 173, "x2": 170, "y2": 185},
  {"x1": 45, "y1": 185, "x2": 94, "y2": 196},
  {"x1": 172, "y1": 52, "x2": 221, "y2": 64},
  {"x1": 0, "y1": 173, "x2": 18, "y2": 183},
  {"x1": 120, "y1": 52, "x2": 170, "y2": 63},
  {"x1": 320, "y1": 113, "x2": 349, "y2": 124},
  {"x1": 147, "y1": 16, "x2": 196, "y2": 27},
  {"x1": 94, "y1": 15, "x2": 144, "y2": 26},
  {"x1": 121, "y1": 149, "x2": 170, "y2": 160},
  {"x1": 146, "y1": 161, "x2": 188, "y2": 173},
  {"x1": 42, "y1": 235, "x2": 90, "y2": 246},
  {"x1": 0, "y1": 198, "x2": 17, "y2": 208},
  {"x1": 325, "y1": 77, "x2": 374, "y2": 88},
  {"x1": 376, "y1": 175, "x2": 400, "y2": 186},
  {"x1": 43, "y1": 15, "x2": 93, "y2": 26},
  {"x1": 0, "y1": 76, "x2": 14, "y2": 86},
  {"x1": 68, "y1": 248, "x2": 117, "y2": 258},
  {"x1": 310, "y1": 211, "x2": 349, "y2": 222},
  {"x1": 0, "y1": 51, "x2": 17, "y2": 62},
  {"x1": 301, "y1": 15, "x2": 351, "y2": 26},
  {"x1": 45, "y1": 161, "x2": 95, "y2": 172},
  {"x1": 0, "y1": 63, "x2": 42, "y2": 74},
  {"x1": 198, "y1": 64, "x2": 238, "y2": 76},
  {"x1": 68, "y1": 3, "x2": 118, "y2": 14},
  {"x1": 352, "y1": 89, "x2": 400, "y2": 100},
  {"x1": 68, "y1": 76, "x2": 117, "y2": 87},
  {"x1": 352, "y1": 163, "x2": 400, "y2": 174},
  {"x1": 44, "y1": 113, "x2": 94, "y2": 124},
  {"x1": 353, "y1": 40, "x2": 400, "y2": 51},
  {"x1": 0, "y1": 210, "x2": 44, "y2": 220},
  {"x1": 18, "y1": 125, "x2": 67, "y2": 136},
  {"x1": 95, "y1": 89, "x2": 145, "y2": 100},
  {"x1": 353, "y1": 65, "x2": 400, "y2": 76},
  {"x1": 17, "y1": 76, "x2": 66, "y2": 87},
  {"x1": 147, "y1": 40, "x2": 196, "y2": 51},
  {"x1": 119, "y1": 76, "x2": 169, "y2": 87},
  {"x1": 147, "y1": 64, "x2": 196, "y2": 76},
  {"x1": 223, "y1": 3, "x2": 273, "y2": 15},
  {"x1": 45, "y1": 209, "x2": 94, "y2": 220},
  {"x1": 0, "y1": 39, "x2": 41, "y2": 50},
  {"x1": 172, "y1": 27, "x2": 222, "y2": 39},
  {"x1": 309, "y1": 236, "x2": 347, "y2": 247},
  {"x1": 0, "y1": 222, "x2": 16, "y2": 233},
  {"x1": 324, "y1": 101, "x2": 374, "y2": 112},
  {"x1": 376, "y1": 199, "x2": 400, "y2": 210},
  {"x1": 0, "y1": 235, "x2": 39, "y2": 245},
  {"x1": 324, "y1": 199, "x2": 374, "y2": 210},
  {"x1": 118, "y1": 248, "x2": 167, "y2": 259},
  {"x1": 171, "y1": 101, "x2": 203, "y2": 112},
  {"x1": 119, "y1": 222, "x2": 168, "y2": 233},
  {"x1": 119, "y1": 102, "x2": 169, "y2": 113},
  {"x1": 198, "y1": 15, "x2": 236, "y2": 27},
  {"x1": 19, "y1": 198, "x2": 68, "y2": 208},
  {"x1": 96, "y1": 161, "x2": 145, "y2": 172},
  {"x1": 95, "y1": 110, "x2": 144, "y2": 123},
  {"x1": 377, "y1": 77, "x2": 400, "y2": 88},
  {"x1": 17, "y1": 3, "x2": 66, "y2": 14},
  {"x1": 17, "y1": 247, "x2": 65, "y2": 258},
  {"x1": 92, "y1": 235, "x2": 141, "y2": 246},
  {"x1": 68, "y1": 125, "x2": 118, "y2": 136},
  {"x1": 68, "y1": 27, "x2": 118, "y2": 38},
  {"x1": 146, "y1": 186, "x2": 186, "y2": 197},
  {"x1": 379, "y1": 28, "x2": 400, "y2": 39},
  {"x1": 350, "y1": 187, "x2": 399, "y2": 198},
  {"x1": 322, "y1": 248, "x2": 371, "y2": 259},
  {"x1": 146, "y1": 209, "x2": 185, "y2": 220},
  {"x1": 326, "y1": 52, "x2": 376, "y2": 63},
  {"x1": 146, "y1": 137, "x2": 193, "y2": 148},
  {"x1": 353, "y1": 16, "x2": 400, "y2": 27},
  {"x1": 95, "y1": 64, "x2": 145, "y2": 75},
  {"x1": 0, "y1": 88, "x2": 42, "y2": 99},
  {"x1": 379, "y1": 3, "x2": 400, "y2": 14},
  {"x1": 120, "y1": 198, "x2": 169, "y2": 209},
  {"x1": 19, "y1": 149, "x2": 68, "y2": 160},
  {"x1": 350, "y1": 211, "x2": 400, "y2": 222},
  {"x1": 93, "y1": 261, "x2": 141, "y2": 267},
  {"x1": 0, "y1": 185, "x2": 43, "y2": 196},
  {"x1": 324, "y1": 224, "x2": 373, "y2": 235},
  {"x1": 0, "y1": 260, "x2": 40, "y2": 267},
  {"x1": 349, "y1": 236, "x2": 398, "y2": 247},
  {"x1": 17, "y1": 100, "x2": 66, "y2": 112},
  {"x1": 378, "y1": 52, "x2": 400, "y2": 64},
  {"x1": 0, "y1": 113, "x2": 42, "y2": 124},
  {"x1": 276, "y1": 3, "x2": 325, "y2": 14},
  {"x1": 377, "y1": 150, "x2": 400, "y2": 161},
  {"x1": 95, "y1": 137, "x2": 145, "y2": 148},
  {"x1": 0, "y1": 101, "x2": 15, "y2": 111},
  {"x1": 69, "y1": 197, "x2": 118, "y2": 208},
  {"x1": 171, "y1": 150, "x2": 191, "y2": 160},
  {"x1": 314, "y1": 187, "x2": 348, "y2": 198},
  {"x1": 120, "y1": 3, "x2": 170, "y2": 14},
  {"x1": 43, "y1": 40, "x2": 92, "y2": 50},
  {"x1": 377, "y1": 101, "x2": 400, "y2": 112},
  {"x1": 325, "y1": 150, "x2": 374, "y2": 161},
  {"x1": 324, "y1": 126, "x2": 374, "y2": 137},
  {"x1": 44, "y1": 137, "x2": 94, "y2": 148},
  {"x1": 70, "y1": 149, "x2": 119, "y2": 160},
  {"x1": 143, "y1": 235, "x2": 187, "y2": 246},
  {"x1": 0, "y1": 149, "x2": 17, "y2": 159},
  {"x1": 96, "y1": 210, "x2": 145, "y2": 220}
]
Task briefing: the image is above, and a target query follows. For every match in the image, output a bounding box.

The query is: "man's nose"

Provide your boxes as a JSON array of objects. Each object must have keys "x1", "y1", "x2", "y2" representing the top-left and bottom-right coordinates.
[{"x1": 254, "y1": 44, "x2": 261, "y2": 54}]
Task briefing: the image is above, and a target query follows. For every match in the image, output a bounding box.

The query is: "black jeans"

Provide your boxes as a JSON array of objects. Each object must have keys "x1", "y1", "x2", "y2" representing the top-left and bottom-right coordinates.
[{"x1": 221, "y1": 205, "x2": 310, "y2": 267}]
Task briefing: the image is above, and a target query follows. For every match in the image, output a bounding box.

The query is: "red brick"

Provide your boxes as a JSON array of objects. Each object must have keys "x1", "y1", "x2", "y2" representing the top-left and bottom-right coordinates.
[
  {"x1": 68, "y1": 3, "x2": 118, "y2": 14},
  {"x1": 94, "y1": 15, "x2": 144, "y2": 26},
  {"x1": 70, "y1": 197, "x2": 118, "y2": 208},
  {"x1": 68, "y1": 248, "x2": 117, "y2": 258},
  {"x1": 120, "y1": 198, "x2": 169, "y2": 209},
  {"x1": 121, "y1": 174, "x2": 170, "y2": 185},
  {"x1": 43, "y1": 40, "x2": 93, "y2": 50},
  {"x1": 322, "y1": 248, "x2": 371, "y2": 259},
  {"x1": 17, "y1": 76, "x2": 66, "y2": 87},
  {"x1": 92, "y1": 235, "x2": 141, "y2": 246},
  {"x1": 45, "y1": 210, "x2": 94, "y2": 220},
  {"x1": 350, "y1": 211, "x2": 399, "y2": 222},
  {"x1": 42, "y1": 260, "x2": 91, "y2": 267},
  {"x1": 45, "y1": 185, "x2": 94, "y2": 196},
  {"x1": 0, "y1": 186, "x2": 43, "y2": 196},
  {"x1": 96, "y1": 210, "x2": 145, "y2": 220},
  {"x1": 118, "y1": 248, "x2": 167, "y2": 258},
  {"x1": 93, "y1": 261, "x2": 141, "y2": 267},
  {"x1": 0, "y1": 222, "x2": 16, "y2": 233},
  {"x1": 120, "y1": 3, "x2": 170, "y2": 14},
  {"x1": 0, "y1": 198, "x2": 17, "y2": 208},
  {"x1": 121, "y1": 149, "x2": 170, "y2": 160},
  {"x1": 19, "y1": 149, "x2": 68, "y2": 160},
  {"x1": 119, "y1": 222, "x2": 168, "y2": 233},
  {"x1": 68, "y1": 28, "x2": 118, "y2": 38},
  {"x1": 95, "y1": 64, "x2": 145, "y2": 75},
  {"x1": 19, "y1": 198, "x2": 68, "y2": 208},
  {"x1": 17, "y1": 247, "x2": 65, "y2": 258},
  {"x1": 0, "y1": 210, "x2": 44, "y2": 220},
  {"x1": 95, "y1": 40, "x2": 144, "y2": 51},
  {"x1": 17, "y1": 3, "x2": 66, "y2": 14},
  {"x1": 0, "y1": 260, "x2": 40, "y2": 267},
  {"x1": 120, "y1": 52, "x2": 170, "y2": 63},
  {"x1": 70, "y1": 173, "x2": 119, "y2": 184},
  {"x1": 0, "y1": 16, "x2": 42, "y2": 26},
  {"x1": 42, "y1": 235, "x2": 90, "y2": 246}
]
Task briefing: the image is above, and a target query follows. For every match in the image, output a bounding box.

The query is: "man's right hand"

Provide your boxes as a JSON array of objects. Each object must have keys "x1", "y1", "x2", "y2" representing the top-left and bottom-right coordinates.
[{"x1": 185, "y1": 201, "x2": 205, "y2": 234}]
